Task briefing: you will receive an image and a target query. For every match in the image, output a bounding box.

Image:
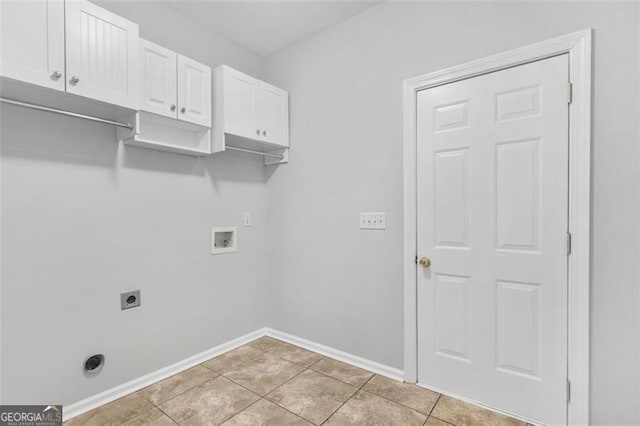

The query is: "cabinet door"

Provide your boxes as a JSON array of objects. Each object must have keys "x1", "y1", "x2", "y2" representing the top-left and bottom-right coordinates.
[
  {"x1": 65, "y1": 0, "x2": 138, "y2": 109},
  {"x1": 177, "y1": 55, "x2": 211, "y2": 127},
  {"x1": 0, "y1": 0, "x2": 65, "y2": 91},
  {"x1": 259, "y1": 82, "x2": 289, "y2": 146},
  {"x1": 139, "y1": 39, "x2": 177, "y2": 119},
  {"x1": 222, "y1": 66, "x2": 259, "y2": 139}
]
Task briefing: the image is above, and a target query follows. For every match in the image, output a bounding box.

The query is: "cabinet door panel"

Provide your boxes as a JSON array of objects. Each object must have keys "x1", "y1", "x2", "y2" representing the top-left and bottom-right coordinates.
[
  {"x1": 65, "y1": 0, "x2": 138, "y2": 108},
  {"x1": 259, "y1": 82, "x2": 289, "y2": 146},
  {"x1": 177, "y1": 55, "x2": 211, "y2": 127},
  {"x1": 223, "y1": 67, "x2": 259, "y2": 138},
  {"x1": 0, "y1": 0, "x2": 65, "y2": 91},
  {"x1": 139, "y1": 39, "x2": 177, "y2": 119}
]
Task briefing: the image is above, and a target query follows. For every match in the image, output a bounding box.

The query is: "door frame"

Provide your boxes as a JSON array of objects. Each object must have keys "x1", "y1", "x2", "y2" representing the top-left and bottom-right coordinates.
[{"x1": 402, "y1": 29, "x2": 591, "y2": 425}]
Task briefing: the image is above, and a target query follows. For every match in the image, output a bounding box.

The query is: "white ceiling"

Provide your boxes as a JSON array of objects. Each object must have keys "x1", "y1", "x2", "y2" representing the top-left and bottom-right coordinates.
[{"x1": 164, "y1": 1, "x2": 383, "y2": 57}]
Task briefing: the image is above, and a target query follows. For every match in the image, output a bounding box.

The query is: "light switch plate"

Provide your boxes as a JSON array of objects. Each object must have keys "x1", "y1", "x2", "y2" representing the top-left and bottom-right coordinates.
[
  {"x1": 360, "y1": 212, "x2": 386, "y2": 230},
  {"x1": 243, "y1": 213, "x2": 251, "y2": 227}
]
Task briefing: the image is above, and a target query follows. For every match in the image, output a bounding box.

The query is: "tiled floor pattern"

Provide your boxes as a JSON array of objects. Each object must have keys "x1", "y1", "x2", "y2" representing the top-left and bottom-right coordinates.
[{"x1": 65, "y1": 337, "x2": 527, "y2": 426}]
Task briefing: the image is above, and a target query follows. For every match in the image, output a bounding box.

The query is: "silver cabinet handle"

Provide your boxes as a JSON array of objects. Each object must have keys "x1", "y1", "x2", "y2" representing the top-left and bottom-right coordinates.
[
  {"x1": 70, "y1": 76, "x2": 80, "y2": 85},
  {"x1": 180, "y1": 107, "x2": 186, "y2": 114},
  {"x1": 256, "y1": 129, "x2": 260, "y2": 135},
  {"x1": 170, "y1": 105, "x2": 176, "y2": 112},
  {"x1": 51, "y1": 71, "x2": 62, "y2": 80},
  {"x1": 262, "y1": 130, "x2": 266, "y2": 137}
]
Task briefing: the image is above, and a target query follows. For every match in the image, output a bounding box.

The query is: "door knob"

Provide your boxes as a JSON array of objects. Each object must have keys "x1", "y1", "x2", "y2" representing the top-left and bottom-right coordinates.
[
  {"x1": 170, "y1": 105, "x2": 176, "y2": 112},
  {"x1": 51, "y1": 71, "x2": 62, "y2": 80},
  {"x1": 262, "y1": 130, "x2": 266, "y2": 136},
  {"x1": 419, "y1": 256, "x2": 431, "y2": 268},
  {"x1": 180, "y1": 107, "x2": 186, "y2": 114},
  {"x1": 256, "y1": 129, "x2": 260, "y2": 135},
  {"x1": 70, "y1": 76, "x2": 80, "y2": 85}
]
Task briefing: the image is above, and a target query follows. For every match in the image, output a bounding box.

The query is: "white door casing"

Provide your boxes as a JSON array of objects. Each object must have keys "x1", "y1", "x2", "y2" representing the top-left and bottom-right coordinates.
[
  {"x1": 416, "y1": 55, "x2": 568, "y2": 425},
  {"x1": 177, "y1": 54, "x2": 211, "y2": 127},
  {"x1": 0, "y1": 0, "x2": 65, "y2": 91},
  {"x1": 139, "y1": 39, "x2": 177, "y2": 119},
  {"x1": 403, "y1": 30, "x2": 591, "y2": 425},
  {"x1": 65, "y1": 0, "x2": 138, "y2": 109}
]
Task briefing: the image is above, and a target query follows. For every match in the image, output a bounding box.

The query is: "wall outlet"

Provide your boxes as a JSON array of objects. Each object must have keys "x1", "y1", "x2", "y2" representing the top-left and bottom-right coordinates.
[
  {"x1": 120, "y1": 290, "x2": 141, "y2": 310},
  {"x1": 243, "y1": 212, "x2": 252, "y2": 227},
  {"x1": 360, "y1": 212, "x2": 386, "y2": 230}
]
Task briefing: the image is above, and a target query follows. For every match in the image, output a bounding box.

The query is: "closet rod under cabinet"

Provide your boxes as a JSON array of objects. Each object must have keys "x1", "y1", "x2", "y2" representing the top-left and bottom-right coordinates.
[
  {"x1": 225, "y1": 145, "x2": 285, "y2": 159},
  {"x1": 0, "y1": 97, "x2": 134, "y2": 130}
]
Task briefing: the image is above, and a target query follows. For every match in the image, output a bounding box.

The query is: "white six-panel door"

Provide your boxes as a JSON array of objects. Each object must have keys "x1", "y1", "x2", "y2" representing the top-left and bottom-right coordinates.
[
  {"x1": 65, "y1": 0, "x2": 138, "y2": 109},
  {"x1": 139, "y1": 39, "x2": 177, "y2": 119},
  {"x1": 0, "y1": 0, "x2": 65, "y2": 91},
  {"x1": 416, "y1": 55, "x2": 569, "y2": 425},
  {"x1": 177, "y1": 54, "x2": 211, "y2": 127}
]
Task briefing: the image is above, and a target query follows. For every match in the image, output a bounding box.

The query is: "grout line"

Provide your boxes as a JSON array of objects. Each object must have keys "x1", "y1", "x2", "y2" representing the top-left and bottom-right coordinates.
[
  {"x1": 429, "y1": 414, "x2": 456, "y2": 425},
  {"x1": 142, "y1": 371, "x2": 220, "y2": 407},
  {"x1": 307, "y1": 364, "x2": 372, "y2": 388},
  {"x1": 429, "y1": 393, "x2": 442, "y2": 416},
  {"x1": 252, "y1": 339, "x2": 325, "y2": 368},
  {"x1": 358, "y1": 385, "x2": 434, "y2": 419},
  {"x1": 145, "y1": 377, "x2": 219, "y2": 422},
  {"x1": 217, "y1": 396, "x2": 265, "y2": 425},
  {"x1": 263, "y1": 366, "x2": 356, "y2": 426},
  {"x1": 319, "y1": 370, "x2": 376, "y2": 425},
  {"x1": 152, "y1": 403, "x2": 180, "y2": 425},
  {"x1": 159, "y1": 376, "x2": 262, "y2": 425},
  {"x1": 261, "y1": 392, "x2": 320, "y2": 425},
  {"x1": 262, "y1": 366, "x2": 308, "y2": 398},
  {"x1": 260, "y1": 368, "x2": 318, "y2": 422},
  {"x1": 217, "y1": 371, "x2": 272, "y2": 398},
  {"x1": 357, "y1": 375, "x2": 442, "y2": 418},
  {"x1": 213, "y1": 348, "x2": 309, "y2": 397}
]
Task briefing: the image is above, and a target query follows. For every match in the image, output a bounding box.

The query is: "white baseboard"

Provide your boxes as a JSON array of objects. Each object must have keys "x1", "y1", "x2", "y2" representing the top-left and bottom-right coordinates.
[
  {"x1": 63, "y1": 328, "x2": 267, "y2": 421},
  {"x1": 63, "y1": 327, "x2": 405, "y2": 421},
  {"x1": 265, "y1": 328, "x2": 404, "y2": 382}
]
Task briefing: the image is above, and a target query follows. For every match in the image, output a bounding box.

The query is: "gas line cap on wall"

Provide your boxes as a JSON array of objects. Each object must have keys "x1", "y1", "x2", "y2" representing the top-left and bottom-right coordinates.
[{"x1": 84, "y1": 354, "x2": 105, "y2": 374}]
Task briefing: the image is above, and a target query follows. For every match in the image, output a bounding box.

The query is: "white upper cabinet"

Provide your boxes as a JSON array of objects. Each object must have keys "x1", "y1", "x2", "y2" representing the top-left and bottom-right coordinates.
[
  {"x1": 65, "y1": 0, "x2": 139, "y2": 109},
  {"x1": 139, "y1": 39, "x2": 211, "y2": 127},
  {"x1": 214, "y1": 65, "x2": 289, "y2": 149},
  {"x1": 0, "y1": 0, "x2": 66, "y2": 91},
  {"x1": 259, "y1": 81, "x2": 289, "y2": 146},
  {"x1": 139, "y1": 39, "x2": 177, "y2": 119},
  {"x1": 177, "y1": 55, "x2": 211, "y2": 127},
  {"x1": 1, "y1": 0, "x2": 138, "y2": 112},
  {"x1": 126, "y1": 39, "x2": 211, "y2": 156},
  {"x1": 222, "y1": 66, "x2": 260, "y2": 139}
]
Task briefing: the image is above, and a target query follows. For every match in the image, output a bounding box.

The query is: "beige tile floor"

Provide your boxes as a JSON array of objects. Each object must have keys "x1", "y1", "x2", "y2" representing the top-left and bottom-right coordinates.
[{"x1": 65, "y1": 337, "x2": 528, "y2": 426}]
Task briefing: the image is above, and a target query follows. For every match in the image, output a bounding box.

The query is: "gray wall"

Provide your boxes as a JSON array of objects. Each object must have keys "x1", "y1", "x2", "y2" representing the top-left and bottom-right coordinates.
[
  {"x1": 0, "y1": 2, "x2": 268, "y2": 405},
  {"x1": 264, "y1": 2, "x2": 639, "y2": 424}
]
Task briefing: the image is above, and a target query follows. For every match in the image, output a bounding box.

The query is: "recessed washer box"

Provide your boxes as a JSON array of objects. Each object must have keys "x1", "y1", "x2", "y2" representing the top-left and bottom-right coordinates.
[{"x1": 211, "y1": 226, "x2": 237, "y2": 254}]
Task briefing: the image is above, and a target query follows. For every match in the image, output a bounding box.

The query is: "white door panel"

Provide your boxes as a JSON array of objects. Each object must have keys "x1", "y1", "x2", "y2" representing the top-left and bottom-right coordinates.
[
  {"x1": 259, "y1": 81, "x2": 289, "y2": 146},
  {"x1": 0, "y1": 0, "x2": 65, "y2": 91},
  {"x1": 177, "y1": 54, "x2": 211, "y2": 127},
  {"x1": 223, "y1": 67, "x2": 259, "y2": 139},
  {"x1": 65, "y1": 0, "x2": 138, "y2": 109},
  {"x1": 139, "y1": 39, "x2": 177, "y2": 119},
  {"x1": 417, "y1": 55, "x2": 569, "y2": 425}
]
